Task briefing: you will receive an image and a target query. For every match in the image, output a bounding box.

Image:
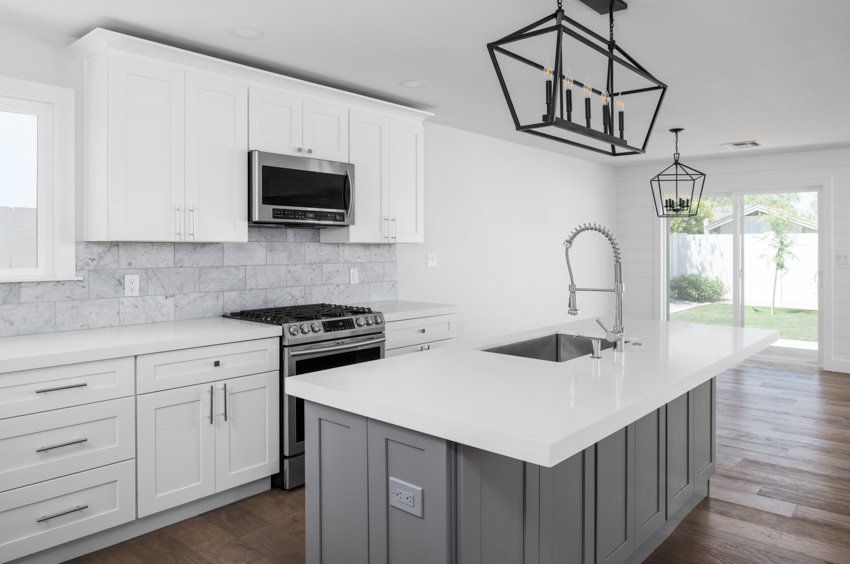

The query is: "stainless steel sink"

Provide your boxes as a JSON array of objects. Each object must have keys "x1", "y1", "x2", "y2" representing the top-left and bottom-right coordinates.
[{"x1": 483, "y1": 333, "x2": 615, "y2": 362}]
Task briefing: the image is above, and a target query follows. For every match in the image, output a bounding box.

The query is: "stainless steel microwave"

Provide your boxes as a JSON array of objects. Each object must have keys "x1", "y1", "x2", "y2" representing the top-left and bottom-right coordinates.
[{"x1": 249, "y1": 150, "x2": 354, "y2": 227}]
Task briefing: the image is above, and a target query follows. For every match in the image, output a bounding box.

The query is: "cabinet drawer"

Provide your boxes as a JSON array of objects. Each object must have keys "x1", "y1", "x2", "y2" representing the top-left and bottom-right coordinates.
[
  {"x1": 0, "y1": 398, "x2": 135, "y2": 493},
  {"x1": 385, "y1": 338, "x2": 456, "y2": 358},
  {"x1": 137, "y1": 337, "x2": 279, "y2": 393},
  {"x1": 0, "y1": 460, "x2": 135, "y2": 563},
  {"x1": 385, "y1": 315, "x2": 457, "y2": 350},
  {"x1": 0, "y1": 357, "x2": 134, "y2": 420}
]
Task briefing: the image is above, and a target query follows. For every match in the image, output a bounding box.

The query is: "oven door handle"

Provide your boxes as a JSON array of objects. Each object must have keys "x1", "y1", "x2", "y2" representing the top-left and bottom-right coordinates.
[{"x1": 289, "y1": 337, "x2": 386, "y2": 357}]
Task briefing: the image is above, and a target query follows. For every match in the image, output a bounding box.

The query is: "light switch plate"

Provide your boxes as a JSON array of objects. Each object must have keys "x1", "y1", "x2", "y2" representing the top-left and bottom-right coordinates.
[
  {"x1": 389, "y1": 476, "x2": 423, "y2": 518},
  {"x1": 426, "y1": 254, "x2": 437, "y2": 268}
]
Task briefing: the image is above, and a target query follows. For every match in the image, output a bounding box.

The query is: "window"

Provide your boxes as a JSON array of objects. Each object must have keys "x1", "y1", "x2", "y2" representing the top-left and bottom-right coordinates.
[{"x1": 0, "y1": 76, "x2": 75, "y2": 281}]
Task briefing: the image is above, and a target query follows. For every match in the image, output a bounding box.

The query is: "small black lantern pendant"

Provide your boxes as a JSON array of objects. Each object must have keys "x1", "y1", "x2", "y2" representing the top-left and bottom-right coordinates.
[{"x1": 650, "y1": 129, "x2": 707, "y2": 218}]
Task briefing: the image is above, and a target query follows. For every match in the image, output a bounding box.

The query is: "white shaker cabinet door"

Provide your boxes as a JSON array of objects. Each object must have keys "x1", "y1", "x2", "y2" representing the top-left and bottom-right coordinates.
[
  {"x1": 137, "y1": 384, "x2": 216, "y2": 518},
  {"x1": 248, "y1": 87, "x2": 303, "y2": 156},
  {"x1": 215, "y1": 371, "x2": 280, "y2": 492},
  {"x1": 108, "y1": 53, "x2": 185, "y2": 241},
  {"x1": 185, "y1": 73, "x2": 249, "y2": 242},
  {"x1": 389, "y1": 119, "x2": 425, "y2": 243},
  {"x1": 346, "y1": 110, "x2": 391, "y2": 243},
  {"x1": 303, "y1": 98, "x2": 349, "y2": 163}
]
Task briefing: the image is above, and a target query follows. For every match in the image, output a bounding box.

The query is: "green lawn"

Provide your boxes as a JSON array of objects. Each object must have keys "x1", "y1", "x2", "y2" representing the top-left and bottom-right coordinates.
[{"x1": 670, "y1": 303, "x2": 817, "y2": 342}]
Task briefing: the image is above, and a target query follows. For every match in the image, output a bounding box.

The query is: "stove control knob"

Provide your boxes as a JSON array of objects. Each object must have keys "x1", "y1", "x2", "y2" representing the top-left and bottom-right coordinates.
[
  {"x1": 311, "y1": 322, "x2": 322, "y2": 333},
  {"x1": 374, "y1": 314, "x2": 383, "y2": 325},
  {"x1": 365, "y1": 316, "x2": 374, "y2": 326},
  {"x1": 288, "y1": 325, "x2": 299, "y2": 336},
  {"x1": 356, "y1": 317, "x2": 365, "y2": 327},
  {"x1": 300, "y1": 323, "x2": 310, "y2": 334}
]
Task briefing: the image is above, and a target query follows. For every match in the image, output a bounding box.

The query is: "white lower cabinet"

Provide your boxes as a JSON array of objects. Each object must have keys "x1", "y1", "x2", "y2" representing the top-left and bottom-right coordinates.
[
  {"x1": 385, "y1": 313, "x2": 458, "y2": 357},
  {"x1": 0, "y1": 460, "x2": 136, "y2": 563},
  {"x1": 137, "y1": 370, "x2": 279, "y2": 518},
  {"x1": 0, "y1": 397, "x2": 135, "y2": 493}
]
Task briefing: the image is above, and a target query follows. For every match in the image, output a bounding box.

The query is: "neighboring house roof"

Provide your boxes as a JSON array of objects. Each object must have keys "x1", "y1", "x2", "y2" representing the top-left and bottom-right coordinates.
[{"x1": 704, "y1": 204, "x2": 818, "y2": 233}]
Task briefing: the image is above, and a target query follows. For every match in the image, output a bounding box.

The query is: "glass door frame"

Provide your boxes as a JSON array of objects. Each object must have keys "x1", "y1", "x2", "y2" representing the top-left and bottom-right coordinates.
[{"x1": 663, "y1": 186, "x2": 825, "y2": 363}]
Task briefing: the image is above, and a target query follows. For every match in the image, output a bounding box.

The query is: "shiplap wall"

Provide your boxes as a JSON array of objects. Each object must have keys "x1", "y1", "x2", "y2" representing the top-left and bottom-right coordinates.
[{"x1": 615, "y1": 147, "x2": 850, "y2": 373}]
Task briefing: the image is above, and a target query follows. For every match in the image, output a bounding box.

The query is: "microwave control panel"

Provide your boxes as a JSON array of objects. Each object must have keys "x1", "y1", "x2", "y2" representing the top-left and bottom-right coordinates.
[{"x1": 272, "y1": 209, "x2": 345, "y2": 222}]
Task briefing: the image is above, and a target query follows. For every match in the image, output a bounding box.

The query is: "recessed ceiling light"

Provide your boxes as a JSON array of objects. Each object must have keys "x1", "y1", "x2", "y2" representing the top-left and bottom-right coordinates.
[
  {"x1": 228, "y1": 27, "x2": 265, "y2": 40},
  {"x1": 722, "y1": 140, "x2": 764, "y2": 150},
  {"x1": 399, "y1": 80, "x2": 426, "y2": 88}
]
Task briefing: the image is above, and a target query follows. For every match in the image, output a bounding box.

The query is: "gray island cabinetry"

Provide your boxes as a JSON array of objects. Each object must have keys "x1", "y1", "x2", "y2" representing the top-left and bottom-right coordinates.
[
  {"x1": 288, "y1": 318, "x2": 773, "y2": 564},
  {"x1": 304, "y1": 378, "x2": 715, "y2": 564}
]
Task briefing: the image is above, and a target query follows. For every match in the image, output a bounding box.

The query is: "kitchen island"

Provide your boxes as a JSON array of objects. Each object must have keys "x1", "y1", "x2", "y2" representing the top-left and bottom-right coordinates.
[{"x1": 286, "y1": 318, "x2": 778, "y2": 564}]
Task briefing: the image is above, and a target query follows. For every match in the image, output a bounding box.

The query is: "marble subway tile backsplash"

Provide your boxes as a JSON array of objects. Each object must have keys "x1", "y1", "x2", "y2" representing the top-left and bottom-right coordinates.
[{"x1": 0, "y1": 228, "x2": 397, "y2": 338}]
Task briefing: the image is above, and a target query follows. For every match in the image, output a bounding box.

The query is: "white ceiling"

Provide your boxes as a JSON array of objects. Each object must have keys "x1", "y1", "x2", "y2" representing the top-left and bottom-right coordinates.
[{"x1": 1, "y1": 0, "x2": 848, "y2": 165}]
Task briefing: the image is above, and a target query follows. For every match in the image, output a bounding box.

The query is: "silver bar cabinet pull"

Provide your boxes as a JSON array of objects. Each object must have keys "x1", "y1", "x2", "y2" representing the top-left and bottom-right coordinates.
[
  {"x1": 223, "y1": 383, "x2": 228, "y2": 422},
  {"x1": 37, "y1": 505, "x2": 88, "y2": 523},
  {"x1": 36, "y1": 383, "x2": 88, "y2": 394},
  {"x1": 37, "y1": 438, "x2": 88, "y2": 453},
  {"x1": 209, "y1": 385, "x2": 214, "y2": 424}
]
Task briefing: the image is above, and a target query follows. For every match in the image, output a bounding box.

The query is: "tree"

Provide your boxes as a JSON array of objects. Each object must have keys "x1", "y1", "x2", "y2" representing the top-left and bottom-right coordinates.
[{"x1": 760, "y1": 211, "x2": 798, "y2": 314}]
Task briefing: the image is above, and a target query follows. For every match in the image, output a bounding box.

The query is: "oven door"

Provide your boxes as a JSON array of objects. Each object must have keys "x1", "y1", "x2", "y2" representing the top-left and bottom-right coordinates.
[
  {"x1": 250, "y1": 150, "x2": 354, "y2": 226},
  {"x1": 283, "y1": 334, "x2": 385, "y2": 458}
]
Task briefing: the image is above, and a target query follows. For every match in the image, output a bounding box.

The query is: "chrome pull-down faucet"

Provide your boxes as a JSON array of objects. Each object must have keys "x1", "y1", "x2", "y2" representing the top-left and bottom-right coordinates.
[{"x1": 563, "y1": 223, "x2": 626, "y2": 352}]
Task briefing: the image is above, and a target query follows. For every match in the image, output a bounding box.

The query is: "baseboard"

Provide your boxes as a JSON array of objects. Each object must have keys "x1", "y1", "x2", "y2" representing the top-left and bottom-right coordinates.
[
  {"x1": 9, "y1": 478, "x2": 271, "y2": 564},
  {"x1": 625, "y1": 479, "x2": 709, "y2": 564},
  {"x1": 825, "y1": 357, "x2": 850, "y2": 374}
]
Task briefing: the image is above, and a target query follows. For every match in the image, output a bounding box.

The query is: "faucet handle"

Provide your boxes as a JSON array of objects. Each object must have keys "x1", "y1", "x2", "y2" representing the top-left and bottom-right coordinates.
[
  {"x1": 596, "y1": 318, "x2": 611, "y2": 333},
  {"x1": 596, "y1": 318, "x2": 622, "y2": 343}
]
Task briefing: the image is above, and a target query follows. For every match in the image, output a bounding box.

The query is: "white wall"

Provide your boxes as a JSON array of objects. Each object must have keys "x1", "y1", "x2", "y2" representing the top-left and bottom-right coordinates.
[
  {"x1": 0, "y1": 20, "x2": 77, "y2": 87},
  {"x1": 615, "y1": 147, "x2": 850, "y2": 372},
  {"x1": 398, "y1": 123, "x2": 617, "y2": 344}
]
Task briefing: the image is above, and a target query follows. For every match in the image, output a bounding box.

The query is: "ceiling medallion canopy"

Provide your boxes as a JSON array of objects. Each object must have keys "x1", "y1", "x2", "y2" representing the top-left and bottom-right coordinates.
[
  {"x1": 650, "y1": 128, "x2": 707, "y2": 218},
  {"x1": 487, "y1": 0, "x2": 667, "y2": 156}
]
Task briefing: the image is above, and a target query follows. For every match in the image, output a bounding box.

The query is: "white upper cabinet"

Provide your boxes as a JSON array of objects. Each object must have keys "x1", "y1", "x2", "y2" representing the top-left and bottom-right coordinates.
[
  {"x1": 106, "y1": 54, "x2": 185, "y2": 241},
  {"x1": 321, "y1": 114, "x2": 424, "y2": 244},
  {"x1": 249, "y1": 88, "x2": 349, "y2": 163},
  {"x1": 73, "y1": 29, "x2": 429, "y2": 244},
  {"x1": 389, "y1": 119, "x2": 425, "y2": 243},
  {"x1": 82, "y1": 52, "x2": 248, "y2": 242},
  {"x1": 248, "y1": 88, "x2": 303, "y2": 156},
  {"x1": 185, "y1": 73, "x2": 248, "y2": 242},
  {"x1": 303, "y1": 98, "x2": 349, "y2": 162}
]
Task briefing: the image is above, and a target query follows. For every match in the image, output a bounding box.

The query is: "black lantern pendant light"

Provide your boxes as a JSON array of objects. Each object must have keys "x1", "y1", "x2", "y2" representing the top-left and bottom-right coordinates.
[
  {"x1": 650, "y1": 129, "x2": 707, "y2": 218},
  {"x1": 487, "y1": 0, "x2": 667, "y2": 156}
]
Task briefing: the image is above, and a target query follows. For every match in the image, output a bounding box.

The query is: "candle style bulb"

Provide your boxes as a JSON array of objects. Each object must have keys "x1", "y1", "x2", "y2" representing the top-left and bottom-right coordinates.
[
  {"x1": 617, "y1": 96, "x2": 625, "y2": 140},
  {"x1": 584, "y1": 79, "x2": 592, "y2": 98},
  {"x1": 601, "y1": 90, "x2": 610, "y2": 134}
]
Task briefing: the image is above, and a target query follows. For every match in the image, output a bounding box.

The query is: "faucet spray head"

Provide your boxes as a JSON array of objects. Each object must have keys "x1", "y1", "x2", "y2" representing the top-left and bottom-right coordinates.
[{"x1": 568, "y1": 291, "x2": 579, "y2": 315}]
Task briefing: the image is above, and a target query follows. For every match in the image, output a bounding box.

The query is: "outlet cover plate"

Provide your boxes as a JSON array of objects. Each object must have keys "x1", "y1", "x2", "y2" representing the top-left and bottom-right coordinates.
[
  {"x1": 426, "y1": 254, "x2": 437, "y2": 268},
  {"x1": 350, "y1": 268, "x2": 359, "y2": 284},
  {"x1": 389, "y1": 476, "x2": 423, "y2": 518},
  {"x1": 124, "y1": 274, "x2": 140, "y2": 297}
]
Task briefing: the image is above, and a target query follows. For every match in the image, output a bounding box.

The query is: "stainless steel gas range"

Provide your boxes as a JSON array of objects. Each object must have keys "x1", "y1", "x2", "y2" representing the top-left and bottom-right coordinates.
[{"x1": 225, "y1": 304, "x2": 385, "y2": 489}]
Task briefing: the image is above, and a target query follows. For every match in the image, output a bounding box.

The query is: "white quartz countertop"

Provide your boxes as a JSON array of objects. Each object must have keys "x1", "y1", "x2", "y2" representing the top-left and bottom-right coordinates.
[
  {"x1": 286, "y1": 318, "x2": 777, "y2": 467},
  {"x1": 354, "y1": 300, "x2": 458, "y2": 322},
  {"x1": 0, "y1": 318, "x2": 282, "y2": 374}
]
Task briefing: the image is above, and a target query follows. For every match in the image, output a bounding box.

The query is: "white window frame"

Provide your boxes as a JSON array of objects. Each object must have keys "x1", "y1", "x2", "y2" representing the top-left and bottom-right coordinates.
[{"x1": 0, "y1": 76, "x2": 76, "y2": 282}]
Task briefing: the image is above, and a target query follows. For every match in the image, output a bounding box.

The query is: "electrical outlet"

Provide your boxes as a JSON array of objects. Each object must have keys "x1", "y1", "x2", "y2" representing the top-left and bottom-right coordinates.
[
  {"x1": 388, "y1": 477, "x2": 423, "y2": 518},
  {"x1": 350, "y1": 268, "x2": 359, "y2": 284},
  {"x1": 426, "y1": 254, "x2": 437, "y2": 268},
  {"x1": 124, "y1": 274, "x2": 140, "y2": 297},
  {"x1": 837, "y1": 252, "x2": 850, "y2": 267}
]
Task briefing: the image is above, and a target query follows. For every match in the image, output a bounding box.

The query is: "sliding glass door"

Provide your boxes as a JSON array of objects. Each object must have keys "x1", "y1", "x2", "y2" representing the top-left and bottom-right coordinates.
[{"x1": 667, "y1": 190, "x2": 819, "y2": 356}]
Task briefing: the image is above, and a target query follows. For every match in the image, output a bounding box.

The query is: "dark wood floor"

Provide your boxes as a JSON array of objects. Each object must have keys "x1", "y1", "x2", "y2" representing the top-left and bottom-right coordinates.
[{"x1": 70, "y1": 359, "x2": 850, "y2": 564}]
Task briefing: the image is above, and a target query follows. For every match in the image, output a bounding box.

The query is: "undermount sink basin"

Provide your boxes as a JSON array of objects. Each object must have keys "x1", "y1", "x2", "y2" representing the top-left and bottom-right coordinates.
[{"x1": 484, "y1": 333, "x2": 615, "y2": 363}]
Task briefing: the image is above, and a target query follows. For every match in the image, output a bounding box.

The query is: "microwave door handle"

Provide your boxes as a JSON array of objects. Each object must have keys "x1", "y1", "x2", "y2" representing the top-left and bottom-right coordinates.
[{"x1": 344, "y1": 170, "x2": 353, "y2": 218}]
